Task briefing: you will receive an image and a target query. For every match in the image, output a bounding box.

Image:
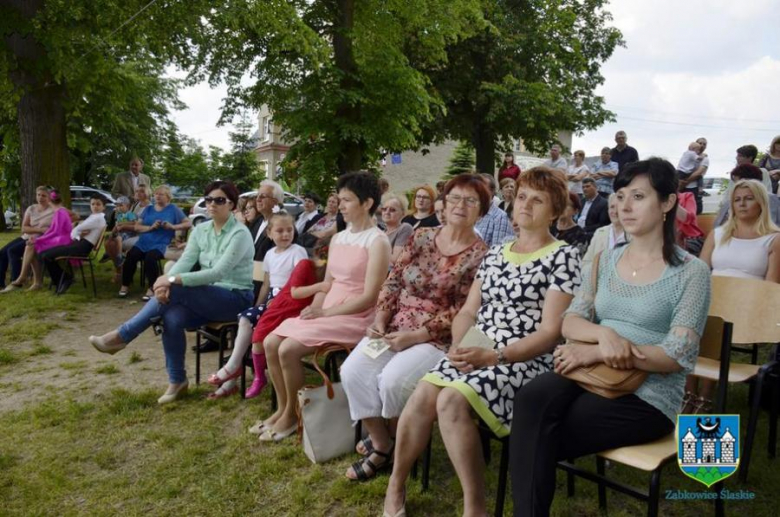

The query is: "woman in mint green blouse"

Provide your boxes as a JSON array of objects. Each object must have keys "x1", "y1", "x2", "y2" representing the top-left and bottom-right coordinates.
[
  {"x1": 510, "y1": 158, "x2": 711, "y2": 516},
  {"x1": 89, "y1": 181, "x2": 254, "y2": 404}
]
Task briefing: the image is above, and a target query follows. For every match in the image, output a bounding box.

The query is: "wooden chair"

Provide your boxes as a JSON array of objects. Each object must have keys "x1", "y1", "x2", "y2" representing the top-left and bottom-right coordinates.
[
  {"x1": 559, "y1": 317, "x2": 732, "y2": 517},
  {"x1": 265, "y1": 343, "x2": 350, "y2": 408},
  {"x1": 54, "y1": 232, "x2": 107, "y2": 297},
  {"x1": 139, "y1": 256, "x2": 164, "y2": 289},
  {"x1": 697, "y1": 213, "x2": 716, "y2": 238},
  {"x1": 706, "y1": 275, "x2": 780, "y2": 482},
  {"x1": 193, "y1": 321, "x2": 238, "y2": 385}
]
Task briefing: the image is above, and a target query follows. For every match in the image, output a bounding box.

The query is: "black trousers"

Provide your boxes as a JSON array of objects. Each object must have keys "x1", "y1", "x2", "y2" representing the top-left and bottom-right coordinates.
[
  {"x1": 0, "y1": 237, "x2": 26, "y2": 287},
  {"x1": 509, "y1": 372, "x2": 673, "y2": 517},
  {"x1": 684, "y1": 188, "x2": 703, "y2": 215},
  {"x1": 122, "y1": 246, "x2": 164, "y2": 287},
  {"x1": 40, "y1": 239, "x2": 94, "y2": 286}
]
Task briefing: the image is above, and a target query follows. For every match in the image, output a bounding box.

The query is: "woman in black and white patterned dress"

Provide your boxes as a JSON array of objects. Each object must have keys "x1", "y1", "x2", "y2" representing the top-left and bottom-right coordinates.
[{"x1": 383, "y1": 167, "x2": 581, "y2": 517}]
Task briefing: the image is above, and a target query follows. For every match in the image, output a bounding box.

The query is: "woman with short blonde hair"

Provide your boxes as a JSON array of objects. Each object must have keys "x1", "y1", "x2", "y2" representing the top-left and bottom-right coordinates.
[{"x1": 381, "y1": 193, "x2": 412, "y2": 262}]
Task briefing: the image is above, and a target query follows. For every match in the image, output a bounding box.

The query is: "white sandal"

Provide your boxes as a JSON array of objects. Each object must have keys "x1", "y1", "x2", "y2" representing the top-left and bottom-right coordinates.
[{"x1": 258, "y1": 423, "x2": 297, "y2": 442}]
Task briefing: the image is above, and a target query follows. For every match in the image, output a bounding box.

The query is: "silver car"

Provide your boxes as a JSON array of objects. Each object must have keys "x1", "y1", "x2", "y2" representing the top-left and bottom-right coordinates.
[
  {"x1": 71, "y1": 186, "x2": 116, "y2": 219},
  {"x1": 189, "y1": 191, "x2": 304, "y2": 225}
]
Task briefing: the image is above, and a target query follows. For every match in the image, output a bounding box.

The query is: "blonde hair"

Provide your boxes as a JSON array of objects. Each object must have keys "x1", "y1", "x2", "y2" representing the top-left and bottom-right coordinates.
[
  {"x1": 499, "y1": 178, "x2": 516, "y2": 189},
  {"x1": 267, "y1": 211, "x2": 294, "y2": 231},
  {"x1": 574, "y1": 150, "x2": 585, "y2": 158},
  {"x1": 381, "y1": 192, "x2": 408, "y2": 213},
  {"x1": 720, "y1": 179, "x2": 780, "y2": 245},
  {"x1": 36, "y1": 185, "x2": 50, "y2": 194},
  {"x1": 770, "y1": 135, "x2": 780, "y2": 155},
  {"x1": 154, "y1": 185, "x2": 173, "y2": 202}
]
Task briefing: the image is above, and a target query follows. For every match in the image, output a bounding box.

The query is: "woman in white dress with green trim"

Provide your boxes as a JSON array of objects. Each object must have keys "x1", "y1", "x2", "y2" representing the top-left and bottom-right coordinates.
[{"x1": 382, "y1": 167, "x2": 581, "y2": 517}]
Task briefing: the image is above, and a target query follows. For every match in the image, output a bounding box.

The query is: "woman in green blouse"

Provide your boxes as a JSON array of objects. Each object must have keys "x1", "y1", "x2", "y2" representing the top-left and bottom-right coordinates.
[{"x1": 89, "y1": 181, "x2": 255, "y2": 404}]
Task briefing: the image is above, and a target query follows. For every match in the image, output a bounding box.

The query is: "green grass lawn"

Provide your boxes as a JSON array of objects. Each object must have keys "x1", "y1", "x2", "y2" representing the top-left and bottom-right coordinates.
[{"x1": 0, "y1": 230, "x2": 777, "y2": 516}]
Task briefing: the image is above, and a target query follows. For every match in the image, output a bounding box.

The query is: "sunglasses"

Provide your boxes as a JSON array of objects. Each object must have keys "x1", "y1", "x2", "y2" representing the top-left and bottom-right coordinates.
[{"x1": 204, "y1": 196, "x2": 228, "y2": 205}]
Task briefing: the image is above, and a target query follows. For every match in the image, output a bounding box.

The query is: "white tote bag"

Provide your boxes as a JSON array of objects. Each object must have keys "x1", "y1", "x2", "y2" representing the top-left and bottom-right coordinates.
[{"x1": 297, "y1": 345, "x2": 354, "y2": 464}]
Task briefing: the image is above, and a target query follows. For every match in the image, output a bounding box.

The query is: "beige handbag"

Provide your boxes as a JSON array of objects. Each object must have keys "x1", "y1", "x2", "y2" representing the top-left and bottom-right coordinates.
[
  {"x1": 297, "y1": 344, "x2": 354, "y2": 463},
  {"x1": 561, "y1": 251, "x2": 648, "y2": 399}
]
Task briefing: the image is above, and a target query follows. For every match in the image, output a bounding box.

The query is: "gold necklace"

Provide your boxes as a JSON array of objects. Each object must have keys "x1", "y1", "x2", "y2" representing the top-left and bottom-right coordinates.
[{"x1": 626, "y1": 247, "x2": 663, "y2": 278}]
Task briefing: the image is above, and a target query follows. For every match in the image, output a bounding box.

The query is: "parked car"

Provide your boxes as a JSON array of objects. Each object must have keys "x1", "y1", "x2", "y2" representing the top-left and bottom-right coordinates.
[
  {"x1": 701, "y1": 177, "x2": 727, "y2": 214},
  {"x1": 70, "y1": 186, "x2": 116, "y2": 220},
  {"x1": 189, "y1": 191, "x2": 304, "y2": 226},
  {"x1": 4, "y1": 209, "x2": 18, "y2": 228}
]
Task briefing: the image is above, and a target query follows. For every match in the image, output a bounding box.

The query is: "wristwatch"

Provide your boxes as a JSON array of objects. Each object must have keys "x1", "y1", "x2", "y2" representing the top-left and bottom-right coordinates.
[
  {"x1": 495, "y1": 348, "x2": 507, "y2": 365},
  {"x1": 168, "y1": 276, "x2": 176, "y2": 284}
]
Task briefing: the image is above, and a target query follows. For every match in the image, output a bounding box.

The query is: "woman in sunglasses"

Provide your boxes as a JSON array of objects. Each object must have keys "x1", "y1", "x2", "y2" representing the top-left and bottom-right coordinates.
[
  {"x1": 89, "y1": 181, "x2": 255, "y2": 404},
  {"x1": 118, "y1": 185, "x2": 190, "y2": 299}
]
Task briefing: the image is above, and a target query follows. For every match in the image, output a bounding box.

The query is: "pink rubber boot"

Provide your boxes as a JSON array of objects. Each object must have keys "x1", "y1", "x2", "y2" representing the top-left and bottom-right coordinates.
[{"x1": 245, "y1": 352, "x2": 267, "y2": 399}]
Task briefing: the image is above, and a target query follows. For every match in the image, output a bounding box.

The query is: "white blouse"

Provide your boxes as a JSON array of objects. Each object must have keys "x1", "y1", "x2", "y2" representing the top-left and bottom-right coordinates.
[{"x1": 711, "y1": 227, "x2": 777, "y2": 280}]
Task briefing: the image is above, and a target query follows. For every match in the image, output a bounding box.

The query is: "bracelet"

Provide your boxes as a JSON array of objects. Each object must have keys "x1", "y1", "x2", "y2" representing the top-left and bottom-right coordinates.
[{"x1": 495, "y1": 348, "x2": 506, "y2": 365}]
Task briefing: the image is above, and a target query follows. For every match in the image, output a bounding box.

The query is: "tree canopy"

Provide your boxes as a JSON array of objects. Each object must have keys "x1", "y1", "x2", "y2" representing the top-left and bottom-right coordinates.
[
  {"x1": 190, "y1": 0, "x2": 485, "y2": 192},
  {"x1": 0, "y1": 0, "x2": 208, "y2": 207},
  {"x1": 420, "y1": 0, "x2": 624, "y2": 175}
]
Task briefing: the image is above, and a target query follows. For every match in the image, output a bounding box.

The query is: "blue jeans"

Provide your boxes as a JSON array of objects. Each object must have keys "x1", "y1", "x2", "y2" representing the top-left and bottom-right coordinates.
[
  {"x1": 0, "y1": 237, "x2": 25, "y2": 287},
  {"x1": 119, "y1": 284, "x2": 253, "y2": 383}
]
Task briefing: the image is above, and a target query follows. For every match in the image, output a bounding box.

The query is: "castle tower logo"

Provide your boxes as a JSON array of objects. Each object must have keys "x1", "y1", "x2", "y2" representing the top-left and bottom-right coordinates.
[{"x1": 677, "y1": 414, "x2": 740, "y2": 487}]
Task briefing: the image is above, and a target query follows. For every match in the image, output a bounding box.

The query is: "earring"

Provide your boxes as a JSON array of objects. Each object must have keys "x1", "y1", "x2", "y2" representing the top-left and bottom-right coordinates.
[{"x1": 663, "y1": 212, "x2": 667, "y2": 222}]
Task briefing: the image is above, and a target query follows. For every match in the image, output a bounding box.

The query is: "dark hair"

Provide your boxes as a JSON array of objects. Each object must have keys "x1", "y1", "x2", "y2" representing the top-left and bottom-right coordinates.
[
  {"x1": 479, "y1": 173, "x2": 497, "y2": 192},
  {"x1": 736, "y1": 144, "x2": 758, "y2": 162},
  {"x1": 515, "y1": 166, "x2": 569, "y2": 219},
  {"x1": 730, "y1": 163, "x2": 763, "y2": 182},
  {"x1": 89, "y1": 193, "x2": 107, "y2": 205},
  {"x1": 336, "y1": 171, "x2": 382, "y2": 215},
  {"x1": 443, "y1": 173, "x2": 491, "y2": 217},
  {"x1": 303, "y1": 191, "x2": 321, "y2": 204},
  {"x1": 613, "y1": 158, "x2": 681, "y2": 266},
  {"x1": 567, "y1": 191, "x2": 582, "y2": 212},
  {"x1": 581, "y1": 177, "x2": 596, "y2": 186},
  {"x1": 50, "y1": 189, "x2": 63, "y2": 204},
  {"x1": 204, "y1": 180, "x2": 240, "y2": 208}
]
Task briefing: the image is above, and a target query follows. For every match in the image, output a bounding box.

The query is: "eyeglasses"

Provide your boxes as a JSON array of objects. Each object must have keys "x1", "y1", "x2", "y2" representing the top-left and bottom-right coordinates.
[
  {"x1": 256, "y1": 194, "x2": 273, "y2": 201},
  {"x1": 445, "y1": 194, "x2": 480, "y2": 208},
  {"x1": 415, "y1": 195, "x2": 431, "y2": 201},
  {"x1": 204, "y1": 196, "x2": 228, "y2": 205},
  {"x1": 381, "y1": 207, "x2": 398, "y2": 213}
]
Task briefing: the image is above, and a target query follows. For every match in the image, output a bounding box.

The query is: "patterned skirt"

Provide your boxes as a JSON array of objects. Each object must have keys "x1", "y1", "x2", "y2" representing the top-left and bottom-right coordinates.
[{"x1": 422, "y1": 353, "x2": 554, "y2": 437}]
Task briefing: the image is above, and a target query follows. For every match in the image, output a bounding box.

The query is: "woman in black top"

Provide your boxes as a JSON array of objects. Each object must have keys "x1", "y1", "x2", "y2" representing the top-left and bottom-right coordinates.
[
  {"x1": 551, "y1": 192, "x2": 589, "y2": 256},
  {"x1": 401, "y1": 185, "x2": 439, "y2": 229}
]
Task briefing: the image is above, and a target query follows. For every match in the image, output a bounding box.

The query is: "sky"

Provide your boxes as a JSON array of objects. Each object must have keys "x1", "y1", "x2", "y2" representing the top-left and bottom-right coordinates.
[{"x1": 169, "y1": 0, "x2": 780, "y2": 178}]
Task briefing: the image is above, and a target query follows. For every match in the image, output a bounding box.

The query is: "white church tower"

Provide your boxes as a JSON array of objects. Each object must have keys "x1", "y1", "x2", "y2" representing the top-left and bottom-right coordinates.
[
  {"x1": 720, "y1": 428, "x2": 736, "y2": 464},
  {"x1": 682, "y1": 428, "x2": 697, "y2": 464}
]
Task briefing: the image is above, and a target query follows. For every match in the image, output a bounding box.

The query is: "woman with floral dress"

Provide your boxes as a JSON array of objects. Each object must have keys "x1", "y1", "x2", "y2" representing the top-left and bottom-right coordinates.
[
  {"x1": 383, "y1": 167, "x2": 581, "y2": 517},
  {"x1": 341, "y1": 174, "x2": 490, "y2": 481}
]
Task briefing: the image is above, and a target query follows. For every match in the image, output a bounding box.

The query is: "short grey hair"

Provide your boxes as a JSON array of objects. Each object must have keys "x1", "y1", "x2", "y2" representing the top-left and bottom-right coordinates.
[
  {"x1": 259, "y1": 179, "x2": 284, "y2": 204},
  {"x1": 382, "y1": 192, "x2": 408, "y2": 213}
]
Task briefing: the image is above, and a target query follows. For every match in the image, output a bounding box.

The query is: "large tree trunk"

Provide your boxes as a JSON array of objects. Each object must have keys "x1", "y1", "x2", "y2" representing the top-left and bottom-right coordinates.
[
  {"x1": 0, "y1": 196, "x2": 6, "y2": 232},
  {"x1": 472, "y1": 122, "x2": 496, "y2": 177},
  {"x1": 4, "y1": 0, "x2": 70, "y2": 212},
  {"x1": 332, "y1": 0, "x2": 364, "y2": 174}
]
